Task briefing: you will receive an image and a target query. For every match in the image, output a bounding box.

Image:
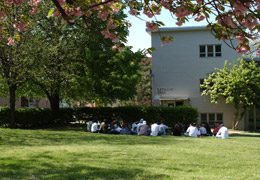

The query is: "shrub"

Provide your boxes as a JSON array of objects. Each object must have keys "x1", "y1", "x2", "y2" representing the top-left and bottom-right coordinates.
[
  {"x1": 0, "y1": 108, "x2": 74, "y2": 129},
  {"x1": 0, "y1": 106, "x2": 198, "y2": 129}
]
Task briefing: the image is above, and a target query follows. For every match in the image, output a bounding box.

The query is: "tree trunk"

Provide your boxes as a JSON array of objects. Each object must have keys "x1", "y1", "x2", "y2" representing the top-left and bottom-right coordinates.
[
  {"x1": 49, "y1": 93, "x2": 60, "y2": 113},
  {"x1": 9, "y1": 85, "x2": 16, "y2": 128}
]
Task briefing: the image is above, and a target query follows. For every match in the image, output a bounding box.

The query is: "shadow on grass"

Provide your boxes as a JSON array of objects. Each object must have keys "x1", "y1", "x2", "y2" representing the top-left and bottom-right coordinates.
[
  {"x1": 0, "y1": 157, "x2": 170, "y2": 179},
  {"x1": 0, "y1": 128, "x2": 186, "y2": 147},
  {"x1": 230, "y1": 133, "x2": 260, "y2": 138}
]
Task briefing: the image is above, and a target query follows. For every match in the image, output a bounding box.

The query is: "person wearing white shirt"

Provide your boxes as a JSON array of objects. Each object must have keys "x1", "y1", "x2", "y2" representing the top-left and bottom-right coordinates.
[
  {"x1": 216, "y1": 124, "x2": 229, "y2": 139},
  {"x1": 151, "y1": 122, "x2": 160, "y2": 136},
  {"x1": 91, "y1": 121, "x2": 99, "y2": 133},
  {"x1": 185, "y1": 123, "x2": 200, "y2": 137}
]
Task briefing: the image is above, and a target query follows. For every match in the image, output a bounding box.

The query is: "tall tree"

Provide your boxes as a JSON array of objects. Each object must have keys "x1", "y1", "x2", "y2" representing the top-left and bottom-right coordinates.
[
  {"x1": 22, "y1": 3, "x2": 143, "y2": 109},
  {"x1": 201, "y1": 59, "x2": 260, "y2": 128},
  {"x1": 0, "y1": 2, "x2": 33, "y2": 126}
]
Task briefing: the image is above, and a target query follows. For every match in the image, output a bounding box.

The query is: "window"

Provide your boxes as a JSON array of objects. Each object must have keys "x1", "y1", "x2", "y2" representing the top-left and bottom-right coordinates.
[
  {"x1": 200, "y1": 113, "x2": 207, "y2": 123},
  {"x1": 209, "y1": 113, "x2": 215, "y2": 125},
  {"x1": 217, "y1": 113, "x2": 223, "y2": 121},
  {"x1": 199, "y1": 44, "x2": 222, "y2": 58},
  {"x1": 176, "y1": 101, "x2": 184, "y2": 106},
  {"x1": 168, "y1": 103, "x2": 175, "y2": 107},
  {"x1": 199, "y1": 45, "x2": 206, "y2": 57},
  {"x1": 207, "y1": 45, "x2": 214, "y2": 57},
  {"x1": 200, "y1": 113, "x2": 224, "y2": 126},
  {"x1": 215, "y1": 45, "x2": 222, "y2": 57}
]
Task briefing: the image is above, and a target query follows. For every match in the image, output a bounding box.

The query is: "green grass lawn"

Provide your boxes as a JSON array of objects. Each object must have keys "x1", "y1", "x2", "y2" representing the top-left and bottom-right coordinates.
[{"x1": 0, "y1": 128, "x2": 260, "y2": 179}]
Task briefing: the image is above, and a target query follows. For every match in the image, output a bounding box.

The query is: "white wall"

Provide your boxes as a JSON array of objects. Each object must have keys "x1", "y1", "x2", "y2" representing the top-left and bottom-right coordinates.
[{"x1": 151, "y1": 27, "x2": 241, "y2": 129}]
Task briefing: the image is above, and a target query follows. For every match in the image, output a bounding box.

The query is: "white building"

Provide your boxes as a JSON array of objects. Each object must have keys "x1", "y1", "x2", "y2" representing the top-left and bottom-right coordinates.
[{"x1": 151, "y1": 26, "x2": 259, "y2": 130}]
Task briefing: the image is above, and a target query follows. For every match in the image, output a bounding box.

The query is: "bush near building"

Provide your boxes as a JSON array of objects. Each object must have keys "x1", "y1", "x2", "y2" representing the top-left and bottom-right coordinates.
[{"x1": 0, "y1": 106, "x2": 198, "y2": 129}]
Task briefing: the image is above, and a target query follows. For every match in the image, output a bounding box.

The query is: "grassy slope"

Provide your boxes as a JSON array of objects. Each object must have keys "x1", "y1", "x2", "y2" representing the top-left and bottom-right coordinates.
[{"x1": 0, "y1": 128, "x2": 260, "y2": 179}]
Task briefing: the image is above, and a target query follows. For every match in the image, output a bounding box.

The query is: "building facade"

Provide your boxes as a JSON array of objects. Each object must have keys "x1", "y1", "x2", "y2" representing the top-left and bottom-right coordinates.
[
  {"x1": 151, "y1": 26, "x2": 251, "y2": 129},
  {"x1": 0, "y1": 97, "x2": 50, "y2": 108}
]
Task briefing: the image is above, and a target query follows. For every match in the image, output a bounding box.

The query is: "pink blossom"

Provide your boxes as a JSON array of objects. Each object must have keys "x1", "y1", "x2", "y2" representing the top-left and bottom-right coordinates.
[
  {"x1": 196, "y1": 0, "x2": 203, "y2": 4},
  {"x1": 98, "y1": 10, "x2": 110, "y2": 21},
  {"x1": 71, "y1": 7, "x2": 83, "y2": 17},
  {"x1": 101, "y1": 30, "x2": 119, "y2": 42},
  {"x1": 241, "y1": 18, "x2": 258, "y2": 31},
  {"x1": 195, "y1": 15, "x2": 205, "y2": 22},
  {"x1": 13, "y1": 22, "x2": 26, "y2": 32},
  {"x1": 256, "y1": 50, "x2": 260, "y2": 56},
  {"x1": 143, "y1": 7, "x2": 154, "y2": 18},
  {"x1": 7, "y1": 37, "x2": 15, "y2": 46},
  {"x1": 129, "y1": 9, "x2": 138, "y2": 16},
  {"x1": 57, "y1": 0, "x2": 66, "y2": 6},
  {"x1": 107, "y1": 19, "x2": 117, "y2": 30},
  {"x1": 13, "y1": 0, "x2": 24, "y2": 5},
  {"x1": 111, "y1": 4, "x2": 120, "y2": 14},
  {"x1": 236, "y1": 45, "x2": 250, "y2": 54},
  {"x1": 5, "y1": 0, "x2": 24, "y2": 6},
  {"x1": 235, "y1": 34, "x2": 245, "y2": 43},
  {"x1": 146, "y1": 22, "x2": 158, "y2": 32},
  {"x1": 218, "y1": 15, "x2": 237, "y2": 28},
  {"x1": 0, "y1": 11, "x2": 6, "y2": 19},
  {"x1": 161, "y1": 36, "x2": 173, "y2": 46},
  {"x1": 175, "y1": 6, "x2": 192, "y2": 18},
  {"x1": 30, "y1": 7, "x2": 38, "y2": 14},
  {"x1": 160, "y1": 0, "x2": 171, "y2": 9},
  {"x1": 233, "y1": 1, "x2": 249, "y2": 13},
  {"x1": 29, "y1": 0, "x2": 41, "y2": 7},
  {"x1": 176, "y1": 21, "x2": 183, "y2": 26}
]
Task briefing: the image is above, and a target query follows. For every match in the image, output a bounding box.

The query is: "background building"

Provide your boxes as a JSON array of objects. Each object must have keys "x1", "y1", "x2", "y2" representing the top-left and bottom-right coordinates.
[{"x1": 151, "y1": 26, "x2": 246, "y2": 129}]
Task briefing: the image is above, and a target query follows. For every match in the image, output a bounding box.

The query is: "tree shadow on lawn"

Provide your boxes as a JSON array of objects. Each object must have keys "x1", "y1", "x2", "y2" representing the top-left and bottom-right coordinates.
[
  {"x1": 0, "y1": 129, "x2": 187, "y2": 147},
  {"x1": 0, "y1": 157, "x2": 170, "y2": 179},
  {"x1": 229, "y1": 132, "x2": 260, "y2": 138}
]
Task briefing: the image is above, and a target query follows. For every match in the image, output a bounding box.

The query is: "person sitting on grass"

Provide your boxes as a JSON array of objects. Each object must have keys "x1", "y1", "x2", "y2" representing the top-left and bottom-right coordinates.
[
  {"x1": 91, "y1": 120, "x2": 99, "y2": 133},
  {"x1": 185, "y1": 123, "x2": 201, "y2": 137},
  {"x1": 172, "y1": 122, "x2": 182, "y2": 136},
  {"x1": 204, "y1": 122, "x2": 213, "y2": 136},
  {"x1": 213, "y1": 122, "x2": 220, "y2": 136},
  {"x1": 199, "y1": 123, "x2": 208, "y2": 136},
  {"x1": 120, "y1": 121, "x2": 131, "y2": 135},
  {"x1": 136, "y1": 118, "x2": 144, "y2": 135},
  {"x1": 150, "y1": 121, "x2": 160, "y2": 136},
  {"x1": 131, "y1": 121, "x2": 139, "y2": 134},
  {"x1": 216, "y1": 123, "x2": 229, "y2": 139},
  {"x1": 99, "y1": 119, "x2": 109, "y2": 134},
  {"x1": 159, "y1": 121, "x2": 169, "y2": 135},
  {"x1": 138, "y1": 121, "x2": 150, "y2": 136},
  {"x1": 110, "y1": 119, "x2": 122, "y2": 134}
]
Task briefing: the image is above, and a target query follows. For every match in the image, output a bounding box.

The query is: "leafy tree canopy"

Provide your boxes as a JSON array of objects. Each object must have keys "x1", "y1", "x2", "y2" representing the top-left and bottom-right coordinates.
[{"x1": 201, "y1": 59, "x2": 260, "y2": 109}]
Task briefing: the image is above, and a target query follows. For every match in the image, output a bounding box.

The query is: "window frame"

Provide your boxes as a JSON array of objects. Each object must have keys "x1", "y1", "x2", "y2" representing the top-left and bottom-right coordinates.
[{"x1": 199, "y1": 44, "x2": 222, "y2": 58}]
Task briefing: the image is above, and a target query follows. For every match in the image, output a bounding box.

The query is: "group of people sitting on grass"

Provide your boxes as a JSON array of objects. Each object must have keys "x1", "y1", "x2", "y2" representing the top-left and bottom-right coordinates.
[
  {"x1": 86, "y1": 118, "x2": 229, "y2": 139},
  {"x1": 184, "y1": 122, "x2": 229, "y2": 139},
  {"x1": 86, "y1": 118, "x2": 169, "y2": 136}
]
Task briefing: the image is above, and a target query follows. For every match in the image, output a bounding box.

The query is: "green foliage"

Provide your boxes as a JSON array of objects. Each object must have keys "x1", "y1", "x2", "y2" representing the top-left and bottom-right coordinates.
[
  {"x1": 81, "y1": 47, "x2": 144, "y2": 104},
  {"x1": 201, "y1": 59, "x2": 260, "y2": 108},
  {"x1": 73, "y1": 106, "x2": 198, "y2": 127},
  {"x1": 0, "y1": 106, "x2": 197, "y2": 129},
  {"x1": 0, "y1": 108, "x2": 74, "y2": 128},
  {"x1": 201, "y1": 59, "x2": 260, "y2": 128}
]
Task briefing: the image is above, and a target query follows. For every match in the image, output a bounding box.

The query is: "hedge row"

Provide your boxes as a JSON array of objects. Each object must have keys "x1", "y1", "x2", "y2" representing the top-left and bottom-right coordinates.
[{"x1": 0, "y1": 106, "x2": 198, "y2": 129}]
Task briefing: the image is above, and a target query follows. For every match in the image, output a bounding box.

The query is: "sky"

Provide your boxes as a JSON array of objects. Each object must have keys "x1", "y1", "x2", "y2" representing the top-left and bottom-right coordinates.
[{"x1": 126, "y1": 10, "x2": 208, "y2": 52}]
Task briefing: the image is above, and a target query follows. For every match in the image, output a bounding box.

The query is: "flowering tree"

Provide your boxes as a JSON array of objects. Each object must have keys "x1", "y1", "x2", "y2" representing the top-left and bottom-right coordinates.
[{"x1": 0, "y1": 0, "x2": 259, "y2": 54}]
